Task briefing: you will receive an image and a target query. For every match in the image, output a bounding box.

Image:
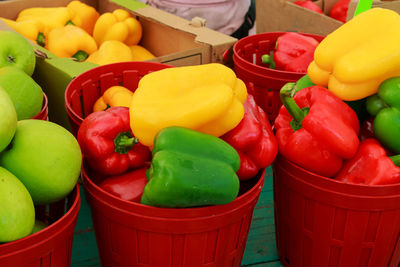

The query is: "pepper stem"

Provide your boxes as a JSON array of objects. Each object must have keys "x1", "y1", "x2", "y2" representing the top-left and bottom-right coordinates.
[
  {"x1": 72, "y1": 50, "x2": 89, "y2": 62},
  {"x1": 36, "y1": 32, "x2": 45, "y2": 47},
  {"x1": 114, "y1": 132, "x2": 139, "y2": 154},
  {"x1": 390, "y1": 155, "x2": 400, "y2": 167},
  {"x1": 280, "y1": 82, "x2": 309, "y2": 131},
  {"x1": 261, "y1": 52, "x2": 275, "y2": 69}
]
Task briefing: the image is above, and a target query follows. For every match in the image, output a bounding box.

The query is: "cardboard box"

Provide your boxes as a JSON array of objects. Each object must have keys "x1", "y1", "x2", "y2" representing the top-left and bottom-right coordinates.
[
  {"x1": 0, "y1": 0, "x2": 237, "y2": 129},
  {"x1": 256, "y1": 0, "x2": 343, "y2": 36}
]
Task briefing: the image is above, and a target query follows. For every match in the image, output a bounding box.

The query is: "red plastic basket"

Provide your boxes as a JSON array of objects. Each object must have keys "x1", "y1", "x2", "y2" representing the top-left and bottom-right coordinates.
[
  {"x1": 0, "y1": 185, "x2": 80, "y2": 267},
  {"x1": 64, "y1": 61, "x2": 173, "y2": 136},
  {"x1": 232, "y1": 32, "x2": 324, "y2": 123},
  {"x1": 273, "y1": 155, "x2": 400, "y2": 267},
  {"x1": 32, "y1": 92, "x2": 48, "y2": 120},
  {"x1": 82, "y1": 163, "x2": 264, "y2": 267}
]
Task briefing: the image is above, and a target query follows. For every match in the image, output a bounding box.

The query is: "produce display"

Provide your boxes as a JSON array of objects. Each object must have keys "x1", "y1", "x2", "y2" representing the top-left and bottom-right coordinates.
[
  {"x1": 1, "y1": 1, "x2": 155, "y2": 65},
  {"x1": 0, "y1": 30, "x2": 81, "y2": 243},
  {"x1": 294, "y1": 0, "x2": 351, "y2": 22}
]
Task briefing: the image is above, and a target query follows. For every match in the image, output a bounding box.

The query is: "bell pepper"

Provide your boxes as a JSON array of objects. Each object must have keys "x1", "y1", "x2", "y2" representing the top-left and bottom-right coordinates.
[
  {"x1": 66, "y1": 0, "x2": 99, "y2": 35},
  {"x1": 17, "y1": 7, "x2": 72, "y2": 34},
  {"x1": 86, "y1": 40, "x2": 133, "y2": 65},
  {"x1": 366, "y1": 77, "x2": 400, "y2": 154},
  {"x1": 221, "y1": 94, "x2": 278, "y2": 180},
  {"x1": 262, "y1": 32, "x2": 319, "y2": 73},
  {"x1": 335, "y1": 138, "x2": 400, "y2": 185},
  {"x1": 294, "y1": 0, "x2": 323, "y2": 14},
  {"x1": 93, "y1": 9, "x2": 142, "y2": 46},
  {"x1": 1, "y1": 18, "x2": 46, "y2": 47},
  {"x1": 359, "y1": 117, "x2": 375, "y2": 141},
  {"x1": 46, "y1": 25, "x2": 97, "y2": 62},
  {"x1": 140, "y1": 126, "x2": 240, "y2": 208},
  {"x1": 130, "y1": 63, "x2": 247, "y2": 147},
  {"x1": 99, "y1": 165, "x2": 148, "y2": 202},
  {"x1": 329, "y1": 0, "x2": 351, "y2": 23},
  {"x1": 274, "y1": 84, "x2": 360, "y2": 177},
  {"x1": 130, "y1": 45, "x2": 156, "y2": 61},
  {"x1": 307, "y1": 8, "x2": 400, "y2": 101},
  {"x1": 77, "y1": 106, "x2": 151, "y2": 176},
  {"x1": 93, "y1": 86, "x2": 134, "y2": 112}
]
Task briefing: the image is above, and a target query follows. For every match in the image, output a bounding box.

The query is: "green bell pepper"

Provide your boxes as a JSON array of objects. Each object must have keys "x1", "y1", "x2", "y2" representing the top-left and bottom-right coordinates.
[
  {"x1": 141, "y1": 126, "x2": 240, "y2": 208},
  {"x1": 366, "y1": 77, "x2": 400, "y2": 153}
]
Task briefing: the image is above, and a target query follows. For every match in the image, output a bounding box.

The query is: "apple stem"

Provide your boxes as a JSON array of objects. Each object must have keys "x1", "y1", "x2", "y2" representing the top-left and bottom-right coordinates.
[{"x1": 7, "y1": 55, "x2": 15, "y2": 64}]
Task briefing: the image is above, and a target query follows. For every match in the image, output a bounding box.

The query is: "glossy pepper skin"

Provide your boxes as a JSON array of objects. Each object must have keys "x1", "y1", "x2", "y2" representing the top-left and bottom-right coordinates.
[
  {"x1": 329, "y1": 0, "x2": 351, "y2": 23},
  {"x1": 335, "y1": 139, "x2": 400, "y2": 185},
  {"x1": 67, "y1": 0, "x2": 100, "y2": 35},
  {"x1": 141, "y1": 126, "x2": 240, "y2": 208},
  {"x1": 86, "y1": 40, "x2": 133, "y2": 65},
  {"x1": 77, "y1": 106, "x2": 151, "y2": 176},
  {"x1": 46, "y1": 25, "x2": 97, "y2": 61},
  {"x1": 93, "y1": 9, "x2": 142, "y2": 46},
  {"x1": 274, "y1": 84, "x2": 360, "y2": 177},
  {"x1": 308, "y1": 8, "x2": 400, "y2": 101},
  {"x1": 294, "y1": 0, "x2": 323, "y2": 14},
  {"x1": 93, "y1": 86, "x2": 133, "y2": 112},
  {"x1": 99, "y1": 165, "x2": 148, "y2": 202},
  {"x1": 130, "y1": 63, "x2": 247, "y2": 147},
  {"x1": 221, "y1": 94, "x2": 278, "y2": 180},
  {"x1": 1, "y1": 18, "x2": 46, "y2": 46},
  {"x1": 262, "y1": 32, "x2": 319, "y2": 73},
  {"x1": 366, "y1": 77, "x2": 400, "y2": 154}
]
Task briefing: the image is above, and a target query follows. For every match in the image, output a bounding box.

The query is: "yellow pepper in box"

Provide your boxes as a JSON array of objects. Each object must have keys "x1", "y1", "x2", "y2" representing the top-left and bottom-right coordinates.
[
  {"x1": 17, "y1": 7, "x2": 72, "y2": 35},
  {"x1": 67, "y1": 0, "x2": 100, "y2": 35},
  {"x1": 86, "y1": 40, "x2": 133, "y2": 65},
  {"x1": 130, "y1": 45, "x2": 155, "y2": 61},
  {"x1": 93, "y1": 9, "x2": 142, "y2": 46},
  {"x1": 46, "y1": 25, "x2": 97, "y2": 61},
  {"x1": 93, "y1": 86, "x2": 134, "y2": 112},
  {"x1": 1, "y1": 18, "x2": 46, "y2": 46},
  {"x1": 130, "y1": 63, "x2": 247, "y2": 147},
  {"x1": 308, "y1": 8, "x2": 400, "y2": 101}
]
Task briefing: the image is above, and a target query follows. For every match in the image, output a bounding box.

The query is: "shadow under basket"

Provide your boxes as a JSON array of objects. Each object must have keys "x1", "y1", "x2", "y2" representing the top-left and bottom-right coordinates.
[
  {"x1": 272, "y1": 154, "x2": 400, "y2": 267},
  {"x1": 32, "y1": 91, "x2": 48, "y2": 120},
  {"x1": 232, "y1": 32, "x2": 325, "y2": 123},
  {"x1": 0, "y1": 185, "x2": 81, "y2": 267},
  {"x1": 81, "y1": 162, "x2": 265, "y2": 267},
  {"x1": 64, "y1": 61, "x2": 173, "y2": 136}
]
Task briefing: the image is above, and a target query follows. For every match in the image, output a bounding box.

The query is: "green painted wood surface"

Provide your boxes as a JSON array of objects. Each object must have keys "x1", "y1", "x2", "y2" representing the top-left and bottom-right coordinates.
[{"x1": 70, "y1": 166, "x2": 281, "y2": 266}]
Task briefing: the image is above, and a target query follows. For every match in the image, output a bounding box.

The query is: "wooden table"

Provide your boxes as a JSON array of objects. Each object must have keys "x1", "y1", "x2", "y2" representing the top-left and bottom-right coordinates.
[{"x1": 70, "y1": 166, "x2": 283, "y2": 266}]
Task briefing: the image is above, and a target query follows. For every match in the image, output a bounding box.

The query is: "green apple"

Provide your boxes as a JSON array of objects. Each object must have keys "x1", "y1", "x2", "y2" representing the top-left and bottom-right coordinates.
[
  {"x1": 0, "y1": 87, "x2": 17, "y2": 152},
  {"x1": 0, "y1": 166, "x2": 35, "y2": 242},
  {"x1": 0, "y1": 120, "x2": 82, "y2": 205},
  {"x1": 0, "y1": 66, "x2": 43, "y2": 120},
  {"x1": 0, "y1": 30, "x2": 35, "y2": 76},
  {"x1": 31, "y1": 219, "x2": 47, "y2": 234}
]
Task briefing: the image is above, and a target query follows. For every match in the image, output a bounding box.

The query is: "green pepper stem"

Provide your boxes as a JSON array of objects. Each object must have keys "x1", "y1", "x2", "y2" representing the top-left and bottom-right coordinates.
[
  {"x1": 261, "y1": 53, "x2": 275, "y2": 69},
  {"x1": 72, "y1": 50, "x2": 89, "y2": 62},
  {"x1": 390, "y1": 155, "x2": 400, "y2": 167},
  {"x1": 114, "y1": 132, "x2": 139, "y2": 154},
  {"x1": 36, "y1": 32, "x2": 45, "y2": 47},
  {"x1": 280, "y1": 83, "x2": 306, "y2": 122}
]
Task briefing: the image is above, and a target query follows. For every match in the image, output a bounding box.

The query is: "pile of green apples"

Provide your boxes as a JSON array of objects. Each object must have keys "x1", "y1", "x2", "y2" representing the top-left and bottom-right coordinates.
[{"x1": 0, "y1": 30, "x2": 82, "y2": 243}]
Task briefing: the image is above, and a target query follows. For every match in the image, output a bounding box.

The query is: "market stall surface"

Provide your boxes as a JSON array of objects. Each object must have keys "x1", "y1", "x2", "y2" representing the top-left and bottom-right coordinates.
[{"x1": 70, "y1": 166, "x2": 282, "y2": 266}]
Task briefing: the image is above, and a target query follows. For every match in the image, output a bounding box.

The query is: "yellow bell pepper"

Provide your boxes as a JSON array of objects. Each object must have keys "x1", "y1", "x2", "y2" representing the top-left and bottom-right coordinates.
[
  {"x1": 1, "y1": 18, "x2": 46, "y2": 46},
  {"x1": 67, "y1": 0, "x2": 100, "y2": 35},
  {"x1": 130, "y1": 63, "x2": 247, "y2": 147},
  {"x1": 93, "y1": 9, "x2": 142, "y2": 46},
  {"x1": 17, "y1": 7, "x2": 73, "y2": 35},
  {"x1": 93, "y1": 86, "x2": 134, "y2": 112},
  {"x1": 308, "y1": 8, "x2": 400, "y2": 101},
  {"x1": 130, "y1": 45, "x2": 155, "y2": 61},
  {"x1": 46, "y1": 25, "x2": 97, "y2": 61},
  {"x1": 86, "y1": 40, "x2": 133, "y2": 65}
]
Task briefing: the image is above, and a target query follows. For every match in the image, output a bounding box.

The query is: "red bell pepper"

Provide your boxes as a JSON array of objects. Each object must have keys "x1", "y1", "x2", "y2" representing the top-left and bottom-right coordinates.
[
  {"x1": 77, "y1": 106, "x2": 151, "y2": 175},
  {"x1": 335, "y1": 138, "x2": 400, "y2": 185},
  {"x1": 294, "y1": 0, "x2": 323, "y2": 14},
  {"x1": 221, "y1": 94, "x2": 278, "y2": 180},
  {"x1": 274, "y1": 84, "x2": 360, "y2": 177},
  {"x1": 329, "y1": 0, "x2": 351, "y2": 23},
  {"x1": 262, "y1": 32, "x2": 320, "y2": 73},
  {"x1": 99, "y1": 165, "x2": 148, "y2": 202}
]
